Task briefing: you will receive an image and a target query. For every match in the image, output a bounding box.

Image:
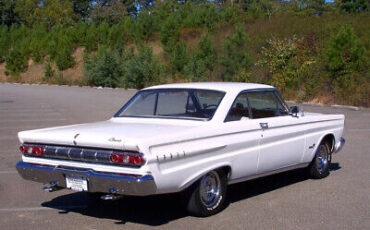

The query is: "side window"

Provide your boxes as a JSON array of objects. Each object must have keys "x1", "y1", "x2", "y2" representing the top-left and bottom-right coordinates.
[
  {"x1": 225, "y1": 93, "x2": 250, "y2": 122},
  {"x1": 247, "y1": 91, "x2": 288, "y2": 119}
]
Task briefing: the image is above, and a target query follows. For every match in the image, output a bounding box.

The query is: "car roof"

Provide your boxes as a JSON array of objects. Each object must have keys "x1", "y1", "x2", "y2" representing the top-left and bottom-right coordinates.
[{"x1": 144, "y1": 82, "x2": 274, "y2": 93}]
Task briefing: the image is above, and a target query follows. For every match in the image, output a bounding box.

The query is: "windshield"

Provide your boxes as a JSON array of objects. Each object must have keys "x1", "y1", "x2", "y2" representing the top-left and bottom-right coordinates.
[{"x1": 115, "y1": 89, "x2": 225, "y2": 120}]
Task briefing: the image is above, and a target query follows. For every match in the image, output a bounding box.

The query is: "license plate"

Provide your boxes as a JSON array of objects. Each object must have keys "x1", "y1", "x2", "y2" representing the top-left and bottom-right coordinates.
[{"x1": 66, "y1": 175, "x2": 88, "y2": 191}]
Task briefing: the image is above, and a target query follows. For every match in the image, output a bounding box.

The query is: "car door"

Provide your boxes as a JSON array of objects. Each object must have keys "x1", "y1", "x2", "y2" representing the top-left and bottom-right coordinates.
[
  {"x1": 222, "y1": 92, "x2": 261, "y2": 180},
  {"x1": 246, "y1": 90, "x2": 306, "y2": 174}
]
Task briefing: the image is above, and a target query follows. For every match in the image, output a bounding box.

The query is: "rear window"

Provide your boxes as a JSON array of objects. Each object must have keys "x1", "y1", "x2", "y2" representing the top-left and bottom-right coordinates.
[{"x1": 115, "y1": 89, "x2": 225, "y2": 121}]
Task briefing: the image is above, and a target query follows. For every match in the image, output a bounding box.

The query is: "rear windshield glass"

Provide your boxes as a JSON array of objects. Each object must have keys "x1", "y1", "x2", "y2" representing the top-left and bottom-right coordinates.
[{"x1": 115, "y1": 89, "x2": 225, "y2": 121}]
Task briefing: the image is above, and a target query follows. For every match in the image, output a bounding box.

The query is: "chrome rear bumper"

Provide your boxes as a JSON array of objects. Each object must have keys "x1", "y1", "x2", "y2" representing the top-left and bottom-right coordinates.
[
  {"x1": 15, "y1": 161, "x2": 156, "y2": 196},
  {"x1": 334, "y1": 137, "x2": 345, "y2": 153}
]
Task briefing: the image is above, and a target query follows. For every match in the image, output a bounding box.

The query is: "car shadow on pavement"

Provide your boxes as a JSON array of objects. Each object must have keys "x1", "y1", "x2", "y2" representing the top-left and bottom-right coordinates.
[{"x1": 41, "y1": 162, "x2": 341, "y2": 226}]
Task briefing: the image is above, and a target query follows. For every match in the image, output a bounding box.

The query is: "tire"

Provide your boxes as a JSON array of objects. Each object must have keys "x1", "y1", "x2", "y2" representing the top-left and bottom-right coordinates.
[
  {"x1": 186, "y1": 170, "x2": 228, "y2": 217},
  {"x1": 307, "y1": 142, "x2": 332, "y2": 179}
]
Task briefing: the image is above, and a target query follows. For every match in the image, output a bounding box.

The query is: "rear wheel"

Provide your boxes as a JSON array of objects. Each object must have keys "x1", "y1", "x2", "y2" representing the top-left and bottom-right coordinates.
[
  {"x1": 307, "y1": 142, "x2": 332, "y2": 179},
  {"x1": 186, "y1": 170, "x2": 227, "y2": 217}
]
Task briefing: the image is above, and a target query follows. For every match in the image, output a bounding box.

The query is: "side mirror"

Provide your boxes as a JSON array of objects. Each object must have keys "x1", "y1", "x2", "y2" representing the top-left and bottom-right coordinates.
[{"x1": 290, "y1": 106, "x2": 299, "y2": 117}]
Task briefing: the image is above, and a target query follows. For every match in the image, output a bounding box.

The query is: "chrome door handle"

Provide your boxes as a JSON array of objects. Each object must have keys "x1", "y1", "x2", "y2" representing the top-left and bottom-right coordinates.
[{"x1": 260, "y1": 123, "x2": 269, "y2": 130}]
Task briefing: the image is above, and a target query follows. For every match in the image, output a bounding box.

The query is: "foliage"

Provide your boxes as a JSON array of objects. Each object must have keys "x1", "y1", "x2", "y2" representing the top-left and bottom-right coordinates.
[
  {"x1": 184, "y1": 51, "x2": 208, "y2": 82},
  {"x1": 84, "y1": 47, "x2": 122, "y2": 88},
  {"x1": 198, "y1": 34, "x2": 217, "y2": 71},
  {"x1": 183, "y1": 34, "x2": 216, "y2": 81},
  {"x1": 324, "y1": 25, "x2": 366, "y2": 78},
  {"x1": 160, "y1": 14, "x2": 180, "y2": 52},
  {"x1": 0, "y1": 25, "x2": 10, "y2": 62},
  {"x1": 122, "y1": 46, "x2": 164, "y2": 89},
  {"x1": 44, "y1": 57, "x2": 55, "y2": 80},
  {"x1": 0, "y1": 0, "x2": 18, "y2": 26},
  {"x1": 334, "y1": 72, "x2": 369, "y2": 106},
  {"x1": 335, "y1": 0, "x2": 369, "y2": 13},
  {"x1": 29, "y1": 25, "x2": 48, "y2": 63},
  {"x1": 0, "y1": 1, "x2": 368, "y2": 106},
  {"x1": 220, "y1": 24, "x2": 252, "y2": 81},
  {"x1": 170, "y1": 41, "x2": 188, "y2": 74},
  {"x1": 5, "y1": 47, "x2": 28, "y2": 75}
]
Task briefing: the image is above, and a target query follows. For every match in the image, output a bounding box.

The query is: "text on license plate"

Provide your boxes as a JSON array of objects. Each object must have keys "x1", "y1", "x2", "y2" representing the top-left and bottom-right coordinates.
[{"x1": 66, "y1": 175, "x2": 88, "y2": 191}]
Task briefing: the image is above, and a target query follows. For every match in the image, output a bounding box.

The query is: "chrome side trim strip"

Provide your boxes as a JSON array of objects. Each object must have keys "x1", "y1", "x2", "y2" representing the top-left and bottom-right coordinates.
[{"x1": 228, "y1": 163, "x2": 309, "y2": 185}]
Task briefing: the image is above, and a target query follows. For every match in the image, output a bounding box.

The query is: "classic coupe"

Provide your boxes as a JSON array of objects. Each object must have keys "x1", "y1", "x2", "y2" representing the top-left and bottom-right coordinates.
[{"x1": 16, "y1": 82, "x2": 345, "y2": 216}]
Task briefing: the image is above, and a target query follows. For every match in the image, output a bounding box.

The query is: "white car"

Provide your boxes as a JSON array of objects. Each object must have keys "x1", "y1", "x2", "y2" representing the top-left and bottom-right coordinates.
[{"x1": 16, "y1": 82, "x2": 345, "y2": 216}]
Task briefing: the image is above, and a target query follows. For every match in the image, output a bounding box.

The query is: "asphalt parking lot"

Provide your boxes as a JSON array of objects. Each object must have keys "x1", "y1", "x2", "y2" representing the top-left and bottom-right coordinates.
[{"x1": 0, "y1": 83, "x2": 369, "y2": 230}]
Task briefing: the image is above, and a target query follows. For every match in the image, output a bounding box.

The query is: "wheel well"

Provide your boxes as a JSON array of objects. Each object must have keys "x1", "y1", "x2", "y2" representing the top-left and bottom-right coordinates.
[
  {"x1": 218, "y1": 166, "x2": 232, "y2": 180},
  {"x1": 321, "y1": 134, "x2": 335, "y2": 153}
]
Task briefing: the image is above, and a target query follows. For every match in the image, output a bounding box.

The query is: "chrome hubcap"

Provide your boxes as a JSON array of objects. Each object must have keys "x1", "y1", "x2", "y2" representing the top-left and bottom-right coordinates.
[
  {"x1": 316, "y1": 145, "x2": 328, "y2": 173},
  {"x1": 199, "y1": 171, "x2": 221, "y2": 208}
]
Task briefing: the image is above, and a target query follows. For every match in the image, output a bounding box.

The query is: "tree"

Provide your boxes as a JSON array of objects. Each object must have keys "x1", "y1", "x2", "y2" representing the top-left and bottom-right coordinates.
[
  {"x1": 70, "y1": 0, "x2": 92, "y2": 21},
  {"x1": 14, "y1": 0, "x2": 40, "y2": 26},
  {"x1": 198, "y1": 34, "x2": 216, "y2": 71},
  {"x1": 183, "y1": 34, "x2": 216, "y2": 81},
  {"x1": 122, "y1": 46, "x2": 164, "y2": 88},
  {"x1": 84, "y1": 47, "x2": 122, "y2": 87},
  {"x1": 335, "y1": 0, "x2": 369, "y2": 13},
  {"x1": 170, "y1": 41, "x2": 188, "y2": 73},
  {"x1": 220, "y1": 24, "x2": 252, "y2": 81},
  {"x1": 307, "y1": 0, "x2": 326, "y2": 15},
  {"x1": 325, "y1": 25, "x2": 366, "y2": 78},
  {"x1": 5, "y1": 47, "x2": 28, "y2": 75},
  {"x1": 33, "y1": 0, "x2": 74, "y2": 28},
  {"x1": 160, "y1": 14, "x2": 180, "y2": 52},
  {"x1": 0, "y1": 0, "x2": 18, "y2": 26},
  {"x1": 184, "y1": 51, "x2": 208, "y2": 81}
]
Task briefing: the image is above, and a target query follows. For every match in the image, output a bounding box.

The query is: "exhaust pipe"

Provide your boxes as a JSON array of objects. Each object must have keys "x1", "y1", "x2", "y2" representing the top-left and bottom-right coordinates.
[
  {"x1": 100, "y1": 187, "x2": 120, "y2": 200},
  {"x1": 43, "y1": 181, "x2": 60, "y2": 192},
  {"x1": 100, "y1": 194, "x2": 119, "y2": 200}
]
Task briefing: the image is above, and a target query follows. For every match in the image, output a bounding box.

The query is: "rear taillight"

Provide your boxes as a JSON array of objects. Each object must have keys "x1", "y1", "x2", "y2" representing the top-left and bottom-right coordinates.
[
  {"x1": 110, "y1": 152, "x2": 145, "y2": 167},
  {"x1": 20, "y1": 144, "x2": 44, "y2": 156}
]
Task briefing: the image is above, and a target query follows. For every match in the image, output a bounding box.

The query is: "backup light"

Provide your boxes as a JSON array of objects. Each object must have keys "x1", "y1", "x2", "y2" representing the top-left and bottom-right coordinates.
[{"x1": 110, "y1": 152, "x2": 145, "y2": 167}]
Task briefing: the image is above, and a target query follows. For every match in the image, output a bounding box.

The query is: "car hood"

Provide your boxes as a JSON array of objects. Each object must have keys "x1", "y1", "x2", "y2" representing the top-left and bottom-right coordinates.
[{"x1": 18, "y1": 118, "x2": 200, "y2": 151}]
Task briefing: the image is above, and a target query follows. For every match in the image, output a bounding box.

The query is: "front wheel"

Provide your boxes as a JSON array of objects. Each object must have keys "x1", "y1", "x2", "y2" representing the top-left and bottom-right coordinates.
[
  {"x1": 307, "y1": 142, "x2": 332, "y2": 179},
  {"x1": 186, "y1": 170, "x2": 228, "y2": 217}
]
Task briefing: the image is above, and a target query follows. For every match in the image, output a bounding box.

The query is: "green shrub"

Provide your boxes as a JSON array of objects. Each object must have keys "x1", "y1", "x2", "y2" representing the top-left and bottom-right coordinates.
[
  {"x1": 29, "y1": 25, "x2": 48, "y2": 63},
  {"x1": 170, "y1": 41, "x2": 188, "y2": 74},
  {"x1": 220, "y1": 24, "x2": 252, "y2": 81},
  {"x1": 44, "y1": 58, "x2": 55, "y2": 80},
  {"x1": 122, "y1": 46, "x2": 164, "y2": 89},
  {"x1": 84, "y1": 47, "x2": 122, "y2": 88},
  {"x1": 0, "y1": 26, "x2": 10, "y2": 63},
  {"x1": 184, "y1": 51, "x2": 208, "y2": 82},
  {"x1": 325, "y1": 25, "x2": 366, "y2": 78},
  {"x1": 334, "y1": 73, "x2": 369, "y2": 106},
  {"x1": 198, "y1": 34, "x2": 216, "y2": 71},
  {"x1": 133, "y1": 11, "x2": 159, "y2": 42},
  {"x1": 183, "y1": 34, "x2": 216, "y2": 81},
  {"x1": 160, "y1": 15, "x2": 180, "y2": 52},
  {"x1": 55, "y1": 47, "x2": 75, "y2": 71},
  {"x1": 84, "y1": 24, "x2": 99, "y2": 52},
  {"x1": 46, "y1": 25, "x2": 76, "y2": 70},
  {"x1": 180, "y1": 3, "x2": 221, "y2": 30},
  {"x1": 5, "y1": 48, "x2": 28, "y2": 76}
]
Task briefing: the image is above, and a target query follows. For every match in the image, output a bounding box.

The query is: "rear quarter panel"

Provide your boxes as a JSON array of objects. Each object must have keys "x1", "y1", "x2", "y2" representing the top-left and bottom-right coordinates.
[{"x1": 146, "y1": 121, "x2": 261, "y2": 194}]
